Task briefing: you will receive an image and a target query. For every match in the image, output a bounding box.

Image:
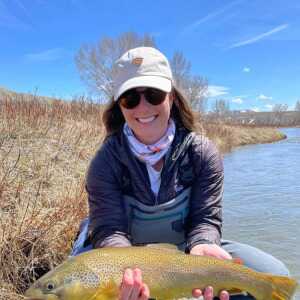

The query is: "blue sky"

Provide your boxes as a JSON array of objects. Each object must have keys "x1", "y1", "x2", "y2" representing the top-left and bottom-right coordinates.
[{"x1": 1, "y1": 0, "x2": 300, "y2": 111}]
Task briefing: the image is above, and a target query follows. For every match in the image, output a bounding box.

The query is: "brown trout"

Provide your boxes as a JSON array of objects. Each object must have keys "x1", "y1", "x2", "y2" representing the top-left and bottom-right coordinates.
[{"x1": 25, "y1": 246, "x2": 297, "y2": 300}]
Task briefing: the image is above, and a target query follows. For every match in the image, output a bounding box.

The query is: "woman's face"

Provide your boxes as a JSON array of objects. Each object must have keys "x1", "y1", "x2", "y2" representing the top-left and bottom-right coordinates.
[{"x1": 119, "y1": 88, "x2": 173, "y2": 145}]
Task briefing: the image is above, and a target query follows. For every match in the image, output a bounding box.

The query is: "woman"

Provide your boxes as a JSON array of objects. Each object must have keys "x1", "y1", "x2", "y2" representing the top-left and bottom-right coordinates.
[{"x1": 74, "y1": 47, "x2": 289, "y2": 300}]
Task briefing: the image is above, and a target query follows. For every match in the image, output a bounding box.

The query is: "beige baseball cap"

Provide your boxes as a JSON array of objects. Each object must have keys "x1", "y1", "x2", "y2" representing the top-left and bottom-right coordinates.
[{"x1": 113, "y1": 47, "x2": 173, "y2": 101}]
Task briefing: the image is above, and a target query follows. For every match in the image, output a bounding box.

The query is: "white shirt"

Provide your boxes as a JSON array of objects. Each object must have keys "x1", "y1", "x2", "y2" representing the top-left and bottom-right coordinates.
[{"x1": 146, "y1": 163, "x2": 162, "y2": 196}]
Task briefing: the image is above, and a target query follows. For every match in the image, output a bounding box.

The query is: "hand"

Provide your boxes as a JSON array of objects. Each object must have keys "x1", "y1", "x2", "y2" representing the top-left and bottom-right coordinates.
[
  {"x1": 192, "y1": 286, "x2": 230, "y2": 300},
  {"x1": 190, "y1": 244, "x2": 232, "y2": 299},
  {"x1": 119, "y1": 268, "x2": 150, "y2": 300},
  {"x1": 190, "y1": 243, "x2": 232, "y2": 260}
]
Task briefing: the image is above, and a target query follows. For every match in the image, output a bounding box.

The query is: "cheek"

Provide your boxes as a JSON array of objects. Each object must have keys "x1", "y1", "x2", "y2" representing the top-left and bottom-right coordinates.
[
  {"x1": 163, "y1": 98, "x2": 173, "y2": 117},
  {"x1": 161, "y1": 102, "x2": 172, "y2": 118},
  {"x1": 120, "y1": 107, "x2": 133, "y2": 123}
]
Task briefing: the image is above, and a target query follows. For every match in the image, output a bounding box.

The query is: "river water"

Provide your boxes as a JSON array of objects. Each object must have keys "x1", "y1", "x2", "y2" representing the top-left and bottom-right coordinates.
[{"x1": 222, "y1": 127, "x2": 300, "y2": 299}]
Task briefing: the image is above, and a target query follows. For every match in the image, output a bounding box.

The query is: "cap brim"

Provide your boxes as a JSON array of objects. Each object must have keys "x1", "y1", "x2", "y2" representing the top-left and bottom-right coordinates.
[{"x1": 114, "y1": 76, "x2": 172, "y2": 101}]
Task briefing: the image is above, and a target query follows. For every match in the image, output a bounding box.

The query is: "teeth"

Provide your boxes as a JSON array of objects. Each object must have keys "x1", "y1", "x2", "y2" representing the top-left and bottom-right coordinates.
[{"x1": 137, "y1": 116, "x2": 156, "y2": 123}]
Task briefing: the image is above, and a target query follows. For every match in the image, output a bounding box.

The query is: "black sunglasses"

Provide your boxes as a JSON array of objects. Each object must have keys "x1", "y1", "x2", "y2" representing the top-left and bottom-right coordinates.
[{"x1": 118, "y1": 88, "x2": 167, "y2": 109}]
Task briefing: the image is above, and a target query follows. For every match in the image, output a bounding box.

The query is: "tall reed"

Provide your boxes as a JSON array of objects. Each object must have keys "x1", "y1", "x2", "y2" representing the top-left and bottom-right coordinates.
[{"x1": 0, "y1": 94, "x2": 104, "y2": 299}]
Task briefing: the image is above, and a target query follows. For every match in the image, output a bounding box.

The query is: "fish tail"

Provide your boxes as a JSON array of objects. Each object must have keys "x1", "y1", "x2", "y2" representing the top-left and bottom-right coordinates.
[{"x1": 268, "y1": 274, "x2": 298, "y2": 300}]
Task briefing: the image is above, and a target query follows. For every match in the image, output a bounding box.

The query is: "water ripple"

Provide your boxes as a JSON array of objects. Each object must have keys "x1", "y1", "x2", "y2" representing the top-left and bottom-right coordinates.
[{"x1": 223, "y1": 127, "x2": 300, "y2": 299}]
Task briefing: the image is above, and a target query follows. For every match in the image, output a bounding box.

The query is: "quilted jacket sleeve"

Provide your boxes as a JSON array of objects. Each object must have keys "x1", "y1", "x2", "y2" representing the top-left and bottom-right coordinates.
[
  {"x1": 86, "y1": 140, "x2": 131, "y2": 248},
  {"x1": 186, "y1": 135, "x2": 223, "y2": 251}
]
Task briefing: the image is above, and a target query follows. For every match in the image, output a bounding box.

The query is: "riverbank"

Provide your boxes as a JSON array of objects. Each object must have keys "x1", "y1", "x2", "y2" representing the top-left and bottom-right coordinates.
[
  {"x1": 203, "y1": 122, "x2": 286, "y2": 153},
  {"x1": 0, "y1": 95, "x2": 287, "y2": 299}
]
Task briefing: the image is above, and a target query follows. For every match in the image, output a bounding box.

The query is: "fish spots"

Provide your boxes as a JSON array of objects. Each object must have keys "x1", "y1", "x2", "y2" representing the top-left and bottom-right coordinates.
[{"x1": 64, "y1": 272, "x2": 100, "y2": 288}]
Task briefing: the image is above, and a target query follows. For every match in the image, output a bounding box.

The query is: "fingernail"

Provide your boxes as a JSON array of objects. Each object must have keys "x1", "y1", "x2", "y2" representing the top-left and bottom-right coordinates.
[
  {"x1": 206, "y1": 286, "x2": 213, "y2": 292},
  {"x1": 133, "y1": 267, "x2": 141, "y2": 275}
]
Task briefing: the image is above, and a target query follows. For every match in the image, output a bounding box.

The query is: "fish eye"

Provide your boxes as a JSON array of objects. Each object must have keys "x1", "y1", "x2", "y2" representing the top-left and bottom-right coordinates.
[{"x1": 46, "y1": 282, "x2": 55, "y2": 291}]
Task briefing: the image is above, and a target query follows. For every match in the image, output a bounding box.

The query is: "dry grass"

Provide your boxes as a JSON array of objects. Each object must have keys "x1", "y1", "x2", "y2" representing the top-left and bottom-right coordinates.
[
  {"x1": 0, "y1": 94, "x2": 104, "y2": 299},
  {"x1": 203, "y1": 121, "x2": 285, "y2": 153},
  {"x1": 0, "y1": 94, "x2": 285, "y2": 299}
]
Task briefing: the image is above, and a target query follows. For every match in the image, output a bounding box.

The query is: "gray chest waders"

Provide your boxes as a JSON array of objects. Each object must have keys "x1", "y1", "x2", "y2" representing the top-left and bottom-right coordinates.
[{"x1": 124, "y1": 187, "x2": 191, "y2": 250}]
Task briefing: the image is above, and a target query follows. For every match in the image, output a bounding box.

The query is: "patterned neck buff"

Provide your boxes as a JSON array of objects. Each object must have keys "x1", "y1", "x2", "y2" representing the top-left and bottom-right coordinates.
[{"x1": 123, "y1": 119, "x2": 176, "y2": 166}]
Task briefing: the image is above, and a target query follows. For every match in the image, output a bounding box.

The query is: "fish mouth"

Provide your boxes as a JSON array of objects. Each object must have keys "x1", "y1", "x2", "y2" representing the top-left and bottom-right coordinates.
[
  {"x1": 24, "y1": 295, "x2": 58, "y2": 300},
  {"x1": 24, "y1": 289, "x2": 57, "y2": 300}
]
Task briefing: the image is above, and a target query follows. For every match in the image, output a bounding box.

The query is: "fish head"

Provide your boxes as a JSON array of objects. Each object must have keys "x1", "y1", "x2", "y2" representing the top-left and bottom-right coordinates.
[
  {"x1": 25, "y1": 273, "x2": 96, "y2": 300},
  {"x1": 24, "y1": 257, "x2": 97, "y2": 300},
  {"x1": 24, "y1": 273, "x2": 62, "y2": 300}
]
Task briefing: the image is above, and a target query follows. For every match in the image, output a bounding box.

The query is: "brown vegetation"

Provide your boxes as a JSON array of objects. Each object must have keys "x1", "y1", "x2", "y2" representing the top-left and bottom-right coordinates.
[
  {"x1": 0, "y1": 94, "x2": 104, "y2": 299},
  {"x1": 205, "y1": 121, "x2": 285, "y2": 153},
  {"x1": 0, "y1": 94, "x2": 285, "y2": 299}
]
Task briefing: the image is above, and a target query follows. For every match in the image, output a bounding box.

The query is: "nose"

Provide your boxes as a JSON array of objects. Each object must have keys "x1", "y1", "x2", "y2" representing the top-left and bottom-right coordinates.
[{"x1": 135, "y1": 93, "x2": 151, "y2": 109}]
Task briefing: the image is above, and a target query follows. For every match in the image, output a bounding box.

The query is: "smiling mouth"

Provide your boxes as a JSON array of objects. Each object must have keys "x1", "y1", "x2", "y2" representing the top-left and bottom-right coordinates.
[{"x1": 136, "y1": 116, "x2": 157, "y2": 123}]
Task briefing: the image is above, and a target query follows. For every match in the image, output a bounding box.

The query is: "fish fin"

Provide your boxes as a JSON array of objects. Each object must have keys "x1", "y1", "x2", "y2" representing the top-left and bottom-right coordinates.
[
  {"x1": 232, "y1": 257, "x2": 243, "y2": 265},
  {"x1": 227, "y1": 288, "x2": 243, "y2": 295},
  {"x1": 145, "y1": 243, "x2": 181, "y2": 253},
  {"x1": 90, "y1": 280, "x2": 119, "y2": 300},
  {"x1": 268, "y1": 274, "x2": 298, "y2": 300}
]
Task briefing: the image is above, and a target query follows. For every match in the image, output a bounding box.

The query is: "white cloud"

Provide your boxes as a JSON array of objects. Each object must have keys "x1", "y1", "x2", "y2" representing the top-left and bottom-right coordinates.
[
  {"x1": 0, "y1": 0, "x2": 32, "y2": 30},
  {"x1": 232, "y1": 97, "x2": 243, "y2": 104},
  {"x1": 235, "y1": 94, "x2": 248, "y2": 98},
  {"x1": 13, "y1": 0, "x2": 29, "y2": 16},
  {"x1": 257, "y1": 94, "x2": 273, "y2": 101},
  {"x1": 265, "y1": 104, "x2": 273, "y2": 110},
  {"x1": 205, "y1": 85, "x2": 230, "y2": 98},
  {"x1": 25, "y1": 48, "x2": 67, "y2": 62},
  {"x1": 180, "y1": 0, "x2": 243, "y2": 35},
  {"x1": 243, "y1": 67, "x2": 250, "y2": 73},
  {"x1": 228, "y1": 24, "x2": 289, "y2": 49},
  {"x1": 251, "y1": 107, "x2": 260, "y2": 112}
]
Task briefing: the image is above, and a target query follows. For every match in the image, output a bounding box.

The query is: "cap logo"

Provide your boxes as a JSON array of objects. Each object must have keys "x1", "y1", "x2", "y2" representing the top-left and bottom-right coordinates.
[{"x1": 132, "y1": 57, "x2": 143, "y2": 65}]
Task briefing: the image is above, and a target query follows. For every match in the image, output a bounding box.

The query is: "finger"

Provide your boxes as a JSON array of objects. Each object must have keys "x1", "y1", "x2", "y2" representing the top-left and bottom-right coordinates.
[
  {"x1": 219, "y1": 290, "x2": 230, "y2": 300},
  {"x1": 130, "y1": 268, "x2": 143, "y2": 299},
  {"x1": 221, "y1": 253, "x2": 232, "y2": 260},
  {"x1": 192, "y1": 288, "x2": 203, "y2": 298},
  {"x1": 120, "y1": 269, "x2": 134, "y2": 300},
  {"x1": 203, "y1": 286, "x2": 214, "y2": 300},
  {"x1": 139, "y1": 283, "x2": 150, "y2": 300},
  {"x1": 220, "y1": 249, "x2": 232, "y2": 260},
  {"x1": 214, "y1": 249, "x2": 232, "y2": 260}
]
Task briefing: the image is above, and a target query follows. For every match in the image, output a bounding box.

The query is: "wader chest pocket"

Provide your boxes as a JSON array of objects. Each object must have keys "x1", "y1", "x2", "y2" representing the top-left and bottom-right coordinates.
[{"x1": 124, "y1": 188, "x2": 191, "y2": 245}]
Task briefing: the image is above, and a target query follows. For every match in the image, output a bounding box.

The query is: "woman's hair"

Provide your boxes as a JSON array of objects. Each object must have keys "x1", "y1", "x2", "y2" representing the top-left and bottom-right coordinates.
[{"x1": 102, "y1": 87, "x2": 196, "y2": 138}]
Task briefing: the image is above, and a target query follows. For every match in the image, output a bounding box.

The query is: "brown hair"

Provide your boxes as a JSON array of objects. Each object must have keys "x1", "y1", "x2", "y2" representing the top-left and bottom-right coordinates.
[{"x1": 102, "y1": 87, "x2": 196, "y2": 138}]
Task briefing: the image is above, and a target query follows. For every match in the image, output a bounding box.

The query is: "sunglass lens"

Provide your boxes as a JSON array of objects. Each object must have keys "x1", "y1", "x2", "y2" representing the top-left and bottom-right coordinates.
[
  {"x1": 119, "y1": 88, "x2": 167, "y2": 109},
  {"x1": 119, "y1": 90, "x2": 140, "y2": 109},
  {"x1": 145, "y1": 88, "x2": 167, "y2": 105}
]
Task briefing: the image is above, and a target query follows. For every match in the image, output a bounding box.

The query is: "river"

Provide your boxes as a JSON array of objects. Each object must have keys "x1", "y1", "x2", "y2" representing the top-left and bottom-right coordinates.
[{"x1": 222, "y1": 127, "x2": 300, "y2": 299}]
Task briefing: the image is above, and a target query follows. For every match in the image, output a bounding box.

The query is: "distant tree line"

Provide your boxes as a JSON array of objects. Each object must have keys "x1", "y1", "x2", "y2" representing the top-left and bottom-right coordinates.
[
  {"x1": 295, "y1": 100, "x2": 300, "y2": 112},
  {"x1": 206, "y1": 99, "x2": 300, "y2": 126}
]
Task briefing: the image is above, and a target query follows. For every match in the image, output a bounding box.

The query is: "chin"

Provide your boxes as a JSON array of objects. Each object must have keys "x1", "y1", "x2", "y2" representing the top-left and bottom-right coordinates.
[{"x1": 139, "y1": 134, "x2": 162, "y2": 145}]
